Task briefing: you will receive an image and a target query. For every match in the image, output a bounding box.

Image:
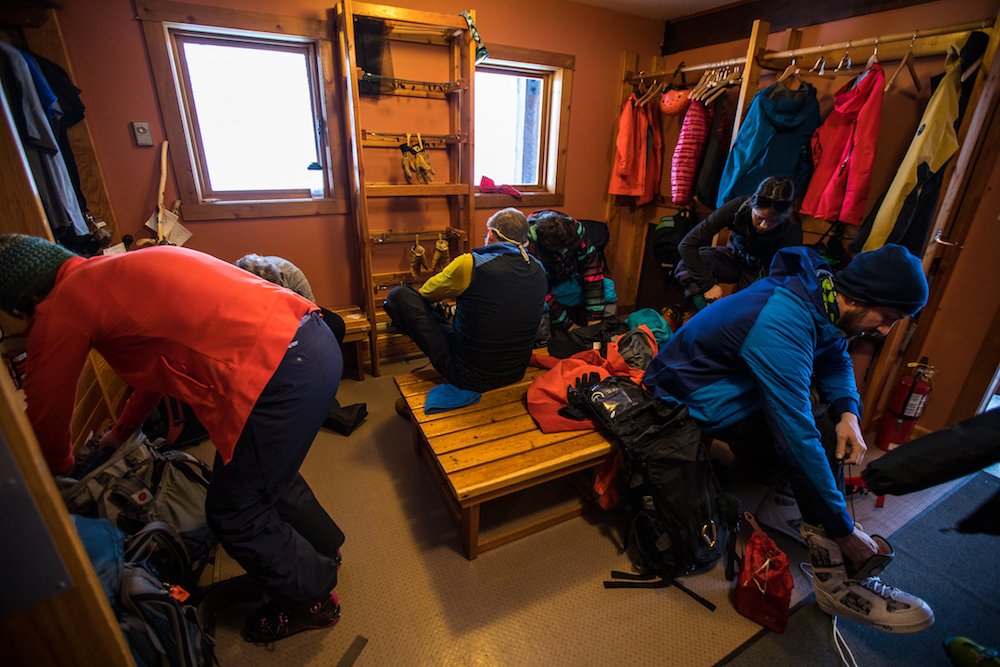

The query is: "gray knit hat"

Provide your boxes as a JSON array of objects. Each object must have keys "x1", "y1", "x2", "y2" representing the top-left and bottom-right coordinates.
[{"x1": 0, "y1": 234, "x2": 77, "y2": 316}]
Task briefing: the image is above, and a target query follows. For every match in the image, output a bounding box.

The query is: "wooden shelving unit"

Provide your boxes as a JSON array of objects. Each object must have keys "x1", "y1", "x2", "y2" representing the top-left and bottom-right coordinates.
[{"x1": 335, "y1": 0, "x2": 476, "y2": 375}]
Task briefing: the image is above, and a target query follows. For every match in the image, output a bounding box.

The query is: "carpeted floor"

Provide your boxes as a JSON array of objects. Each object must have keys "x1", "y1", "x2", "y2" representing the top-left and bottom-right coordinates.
[
  {"x1": 723, "y1": 473, "x2": 1000, "y2": 667},
  {"x1": 197, "y1": 362, "x2": 972, "y2": 666}
]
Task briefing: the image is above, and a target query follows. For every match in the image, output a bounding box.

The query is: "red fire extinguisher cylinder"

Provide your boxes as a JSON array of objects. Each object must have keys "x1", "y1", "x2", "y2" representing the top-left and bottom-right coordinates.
[{"x1": 875, "y1": 357, "x2": 933, "y2": 452}]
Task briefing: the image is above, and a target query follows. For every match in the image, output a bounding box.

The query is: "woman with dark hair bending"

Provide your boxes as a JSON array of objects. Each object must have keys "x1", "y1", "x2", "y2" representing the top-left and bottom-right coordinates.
[
  {"x1": 676, "y1": 175, "x2": 802, "y2": 305},
  {"x1": 526, "y1": 210, "x2": 613, "y2": 330}
]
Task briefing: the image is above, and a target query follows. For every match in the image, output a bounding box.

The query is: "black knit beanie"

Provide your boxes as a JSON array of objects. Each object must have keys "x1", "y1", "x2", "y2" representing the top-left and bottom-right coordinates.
[
  {"x1": 0, "y1": 234, "x2": 77, "y2": 316},
  {"x1": 834, "y1": 244, "x2": 928, "y2": 317}
]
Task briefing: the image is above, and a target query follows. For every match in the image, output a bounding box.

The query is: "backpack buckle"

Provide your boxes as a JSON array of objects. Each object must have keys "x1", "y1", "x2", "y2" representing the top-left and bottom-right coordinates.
[{"x1": 701, "y1": 521, "x2": 718, "y2": 548}]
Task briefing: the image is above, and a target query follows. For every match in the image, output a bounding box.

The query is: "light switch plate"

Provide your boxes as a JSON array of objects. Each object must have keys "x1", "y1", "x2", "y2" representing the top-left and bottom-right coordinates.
[{"x1": 131, "y1": 121, "x2": 154, "y2": 147}]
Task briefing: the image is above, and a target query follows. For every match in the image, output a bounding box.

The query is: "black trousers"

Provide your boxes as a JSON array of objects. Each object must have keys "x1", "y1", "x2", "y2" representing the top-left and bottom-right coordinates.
[
  {"x1": 205, "y1": 313, "x2": 344, "y2": 604},
  {"x1": 711, "y1": 408, "x2": 843, "y2": 528},
  {"x1": 383, "y1": 286, "x2": 460, "y2": 384},
  {"x1": 674, "y1": 246, "x2": 760, "y2": 298}
]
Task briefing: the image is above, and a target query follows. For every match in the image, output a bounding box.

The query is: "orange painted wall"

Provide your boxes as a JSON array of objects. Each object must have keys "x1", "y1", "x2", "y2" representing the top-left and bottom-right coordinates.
[{"x1": 55, "y1": 0, "x2": 663, "y2": 306}]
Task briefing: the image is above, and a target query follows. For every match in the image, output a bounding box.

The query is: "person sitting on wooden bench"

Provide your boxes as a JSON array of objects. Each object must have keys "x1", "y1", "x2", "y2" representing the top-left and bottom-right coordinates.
[{"x1": 384, "y1": 208, "x2": 547, "y2": 414}]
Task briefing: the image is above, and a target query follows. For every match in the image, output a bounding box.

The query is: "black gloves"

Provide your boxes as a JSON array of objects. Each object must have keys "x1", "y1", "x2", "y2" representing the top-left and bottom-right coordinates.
[{"x1": 558, "y1": 371, "x2": 602, "y2": 421}]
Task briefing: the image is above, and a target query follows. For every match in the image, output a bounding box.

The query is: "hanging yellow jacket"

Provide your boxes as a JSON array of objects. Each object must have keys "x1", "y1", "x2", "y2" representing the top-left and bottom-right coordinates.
[{"x1": 863, "y1": 46, "x2": 962, "y2": 251}]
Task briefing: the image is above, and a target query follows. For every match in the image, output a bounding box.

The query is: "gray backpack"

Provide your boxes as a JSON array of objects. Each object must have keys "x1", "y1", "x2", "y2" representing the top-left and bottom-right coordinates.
[
  {"x1": 119, "y1": 562, "x2": 215, "y2": 667},
  {"x1": 61, "y1": 432, "x2": 216, "y2": 575}
]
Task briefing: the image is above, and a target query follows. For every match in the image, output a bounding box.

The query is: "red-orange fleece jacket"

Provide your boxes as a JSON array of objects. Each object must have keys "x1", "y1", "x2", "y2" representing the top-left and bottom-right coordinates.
[{"x1": 23, "y1": 246, "x2": 315, "y2": 474}]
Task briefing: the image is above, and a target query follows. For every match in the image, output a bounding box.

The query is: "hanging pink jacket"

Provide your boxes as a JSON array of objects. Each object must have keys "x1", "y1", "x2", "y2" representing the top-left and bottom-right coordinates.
[
  {"x1": 671, "y1": 100, "x2": 713, "y2": 206},
  {"x1": 801, "y1": 64, "x2": 885, "y2": 225}
]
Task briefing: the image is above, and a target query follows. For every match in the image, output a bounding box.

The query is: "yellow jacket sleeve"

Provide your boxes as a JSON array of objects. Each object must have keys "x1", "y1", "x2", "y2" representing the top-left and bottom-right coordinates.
[{"x1": 419, "y1": 253, "x2": 473, "y2": 301}]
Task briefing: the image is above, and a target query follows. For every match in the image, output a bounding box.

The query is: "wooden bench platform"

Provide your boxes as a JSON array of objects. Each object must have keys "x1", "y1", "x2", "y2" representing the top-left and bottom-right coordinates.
[
  {"x1": 330, "y1": 305, "x2": 371, "y2": 380},
  {"x1": 394, "y1": 365, "x2": 613, "y2": 559}
]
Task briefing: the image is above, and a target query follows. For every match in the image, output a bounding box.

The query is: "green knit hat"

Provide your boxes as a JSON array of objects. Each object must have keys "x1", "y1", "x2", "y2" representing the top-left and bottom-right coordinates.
[{"x1": 0, "y1": 234, "x2": 77, "y2": 316}]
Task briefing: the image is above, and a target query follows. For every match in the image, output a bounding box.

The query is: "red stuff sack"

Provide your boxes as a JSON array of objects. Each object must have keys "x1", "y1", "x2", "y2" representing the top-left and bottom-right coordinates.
[{"x1": 733, "y1": 512, "x2": 793, "y2": 632}]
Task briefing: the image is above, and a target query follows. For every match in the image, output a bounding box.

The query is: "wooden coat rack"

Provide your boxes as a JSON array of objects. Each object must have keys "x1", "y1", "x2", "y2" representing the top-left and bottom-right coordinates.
[{"x1": 607, "y1": 12, "x2": 1000, "y2": 432}]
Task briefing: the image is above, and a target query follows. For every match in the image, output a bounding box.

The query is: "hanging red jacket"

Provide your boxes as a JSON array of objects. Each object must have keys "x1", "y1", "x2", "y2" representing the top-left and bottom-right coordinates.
[
  {"x1": 671, "y1": 100, "x2": 713, "y2": 206},
  {"x1": 640, "y1": 101, "x2": 663, "y2": 206},
  {"x1": 609, "y1": 95, "x2": 662, "y2": 205},
  {"x1": 801, "y1": 64, "x2": 885, "y2": 225},
  {"x1": 609, "y1": 94, "x2": 646, "y2": 198}
]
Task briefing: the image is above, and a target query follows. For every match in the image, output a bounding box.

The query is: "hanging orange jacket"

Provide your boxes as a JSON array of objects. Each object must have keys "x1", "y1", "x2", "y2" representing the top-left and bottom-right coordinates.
[{"x1": 609, "y1": 95, "x2": 662, "y2": 205}]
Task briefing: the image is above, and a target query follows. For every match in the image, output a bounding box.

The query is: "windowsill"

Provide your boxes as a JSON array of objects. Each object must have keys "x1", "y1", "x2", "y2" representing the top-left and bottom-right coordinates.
[
  {"x1": 475, "y1": 191, "x2": 564, "y2": 209},
  {"x1": 181, "y1": 198, "x2": 347, "y2": 221}
]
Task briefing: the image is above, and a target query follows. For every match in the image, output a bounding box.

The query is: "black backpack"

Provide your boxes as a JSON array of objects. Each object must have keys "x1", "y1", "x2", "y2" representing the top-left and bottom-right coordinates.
[
  {"x1": 574, "y1": 376, "x2": 739, "y2": 609},
  {"x1": 651, "y1": 209, "x2": 696, "y2": 276},
  {"x1": 143, "y1": 396, "x2": 209, "y2": 450}
]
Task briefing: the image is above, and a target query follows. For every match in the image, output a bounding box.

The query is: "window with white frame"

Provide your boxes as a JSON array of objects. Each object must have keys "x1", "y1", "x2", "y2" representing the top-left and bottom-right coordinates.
[
  {"x1": 140, "y1": 2, "x2": 341, "y2": 219},
  {"x1": 474, "y1": 46, "x2": 574, "y2": 206}
]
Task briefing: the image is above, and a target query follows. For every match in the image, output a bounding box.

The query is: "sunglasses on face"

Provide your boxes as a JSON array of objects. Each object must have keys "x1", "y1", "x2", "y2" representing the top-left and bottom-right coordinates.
[{"x1": 755, "y1": 195, "x2": 793, "y2": 213}]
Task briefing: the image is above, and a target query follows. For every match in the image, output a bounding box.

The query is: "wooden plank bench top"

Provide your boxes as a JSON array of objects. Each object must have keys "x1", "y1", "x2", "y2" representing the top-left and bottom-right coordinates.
[
  {"x1": 395, "y1": 363, "x2": 613, "y2": 559},
  {"x1": 329, "y1": 305, "x2": 370, "y2": 379}
]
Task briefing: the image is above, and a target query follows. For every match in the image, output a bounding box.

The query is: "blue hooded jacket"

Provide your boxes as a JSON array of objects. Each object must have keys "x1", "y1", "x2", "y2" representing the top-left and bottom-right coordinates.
[
  {"x1": 716, "y1": 81, "x2": 821, "y2": 208},
  {"x1": 643, "y1": 247, "x2": 859, "y2": 537}
]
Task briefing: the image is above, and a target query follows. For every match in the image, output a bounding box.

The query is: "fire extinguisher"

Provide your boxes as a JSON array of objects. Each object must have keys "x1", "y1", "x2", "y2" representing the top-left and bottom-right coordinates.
[{"x1": 875, "y1": 357, "x2": 934, "y2": 452}]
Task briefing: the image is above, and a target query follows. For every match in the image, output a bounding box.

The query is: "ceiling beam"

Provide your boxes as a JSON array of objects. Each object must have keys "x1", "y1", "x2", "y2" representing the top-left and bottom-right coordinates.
[{"x1": 662, "y1": 0, "x2": 939, "y2": 55}]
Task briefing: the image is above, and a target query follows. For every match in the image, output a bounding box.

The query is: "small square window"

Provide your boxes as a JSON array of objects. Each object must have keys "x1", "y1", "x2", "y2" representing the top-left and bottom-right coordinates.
[
  {"x1": 141, "y1": 3, "x2": 344, "y2": 220},
  {"x1": 179, "y1": 38, "x2": 324, "y2": 196},
  {"x1": 474, "y1": 69, "x2": 545, "y2": 187},
  {"x1": 474, "y1": 46, "x2": 574, "y2": 209}
]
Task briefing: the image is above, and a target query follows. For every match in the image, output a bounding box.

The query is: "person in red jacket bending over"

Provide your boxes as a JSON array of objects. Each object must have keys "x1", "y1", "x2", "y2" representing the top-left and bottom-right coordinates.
[{"x1": 0, "y1": 234, "x2": 344, "y2": 645}]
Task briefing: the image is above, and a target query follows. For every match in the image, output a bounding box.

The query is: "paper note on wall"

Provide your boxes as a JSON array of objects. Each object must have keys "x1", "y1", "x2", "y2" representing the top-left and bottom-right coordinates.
[{"x1": 144, "y1": 209, "x2": 193, "y2": 246}]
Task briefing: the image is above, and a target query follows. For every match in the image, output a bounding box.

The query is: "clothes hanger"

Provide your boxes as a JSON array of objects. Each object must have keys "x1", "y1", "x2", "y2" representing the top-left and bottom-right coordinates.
[
  {"x1": 704, "y1": 66, "x2": 742, "y2": 104},
  {"x1": 962, "y1": 55, "x2": 983, "y2": 82},
  {"x1": 637, "y1": 77, "x2": 665, "y2": 106},
  {"x1": 834, "y1": 42, "x2": 853, "y2": 72},
  {"x1": 689, "y1": 69, "x2": 713, "y2": 100},
  {"x1": 905, "y1": 33, "x2": 922, "y2": 91},
  {"x1": 865, "y1": 39, "x2": 880, "y2": 70},
  {"x1": 808, "y1": 54, "x2": 827, "y2": 77},
  {"x1": 777, "y1": 56, "x2": 801, "y2": 89},
  {"x1": 885, "y1": 33, "x2": 922, "y2": 93}
]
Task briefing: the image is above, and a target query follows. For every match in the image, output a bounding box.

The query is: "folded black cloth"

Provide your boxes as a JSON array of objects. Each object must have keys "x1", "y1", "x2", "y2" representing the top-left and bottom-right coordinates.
[
  {"x1": 322, "y1": 399, "x2": 368, "y2": 436},
  {"x1": 548, "y1": 320, "x2": 629, "y2": 359}
]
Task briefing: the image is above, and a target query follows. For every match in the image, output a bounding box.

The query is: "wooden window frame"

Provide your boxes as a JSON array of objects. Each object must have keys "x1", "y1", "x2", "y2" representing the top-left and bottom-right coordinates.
[
  {"x1": 138, "y1": 0, "x2": 347, "y2": 219},
  {"x1": 474, "y1": 44, "x2": 574, "y2": 209}
]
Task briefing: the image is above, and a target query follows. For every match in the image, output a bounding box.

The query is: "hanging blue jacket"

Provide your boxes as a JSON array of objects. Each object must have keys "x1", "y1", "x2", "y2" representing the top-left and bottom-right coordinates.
[
  {"x1": 643, "y1": 247, "x2": 859, "y2": 537},
  {"x1": 716, "y1": 81, "x2": 821, "y2": 207}
]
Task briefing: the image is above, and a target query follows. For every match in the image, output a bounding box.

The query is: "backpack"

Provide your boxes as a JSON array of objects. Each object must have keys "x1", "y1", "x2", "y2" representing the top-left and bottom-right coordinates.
[
  {"x1": 119, "y1": 563, "x2": 215, "y2": 667},
  {"x1": 125, "y1": 520, "x2": 195, "y2": 589},
  {"x1": 143, "y1": 396, "x2": 209, "y2": 449},
  {"x1": 651, "y1": 209, "x2": 696, "y2": 276},
  {"x1": 574, "y1": 376, "x2": 740, "y2": 608},
  {"x1": 61, "y1": 432, "x2": 216, "y2": 577},
  {"x1": 71, "y1": 515, "x2": 214, "y2": 667}
]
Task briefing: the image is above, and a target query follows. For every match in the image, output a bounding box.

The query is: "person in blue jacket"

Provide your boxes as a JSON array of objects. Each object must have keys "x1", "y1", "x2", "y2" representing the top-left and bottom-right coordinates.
[{"x1": 644, "y1": 244, "x2": 935, "y2": 634}]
